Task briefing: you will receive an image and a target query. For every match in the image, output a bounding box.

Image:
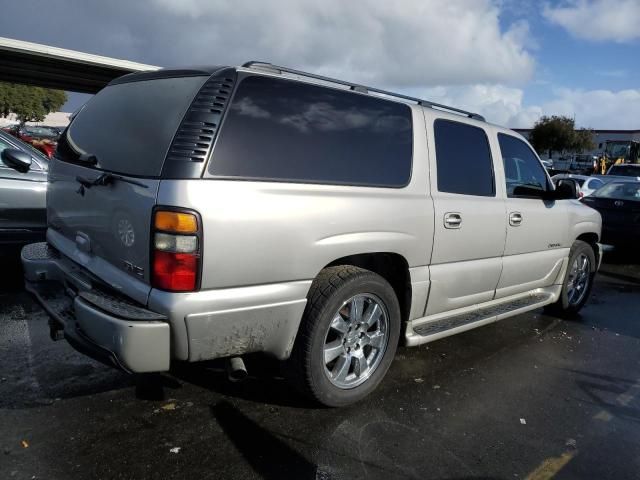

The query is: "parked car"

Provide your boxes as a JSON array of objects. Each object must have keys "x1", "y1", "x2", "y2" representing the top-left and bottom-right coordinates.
[
  {"x1": 581, "y1": 181, "x2": 640, "y2": 248},
  {"x1": 551, "y1": 174, "x2": 605, "y2": 197},
  {"x1": 21, "y1": 63, "x2": 601, "y2": 406},
  {"x1": 606, "y1": 163, "x2": 640, "y2": 178},
  {"x1": 0, "y1": 129, "x2": 48, "y2": 246},
  {"x1": 3, "y1": 124, "x2": 59, "y2": 158}
]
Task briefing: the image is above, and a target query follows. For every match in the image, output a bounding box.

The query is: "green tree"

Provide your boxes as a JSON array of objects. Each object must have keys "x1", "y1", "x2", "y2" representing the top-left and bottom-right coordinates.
[
  {"x1": 572, "y1": 128, "x2": 596, "y2": 153},
  {"x1": 529, "y1": 115, "x2": 594, "y2": 158},
  {"x1": 0, "y1": 82, "x2": 67, "y2": 124}
]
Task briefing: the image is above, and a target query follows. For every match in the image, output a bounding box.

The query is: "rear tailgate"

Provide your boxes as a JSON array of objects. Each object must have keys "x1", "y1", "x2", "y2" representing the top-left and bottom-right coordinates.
[
  {"x1": 47, "y1": 159, "x2": 159, "y2": 289},
  {"x1": 46, "y1": 74, "x2": 210, "y2": 301}
]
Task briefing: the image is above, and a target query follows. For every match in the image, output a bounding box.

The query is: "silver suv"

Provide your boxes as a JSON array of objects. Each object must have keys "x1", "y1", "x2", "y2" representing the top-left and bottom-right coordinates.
[{"x1": 22, "y1": 62, "x2": 602, "y2": 406}]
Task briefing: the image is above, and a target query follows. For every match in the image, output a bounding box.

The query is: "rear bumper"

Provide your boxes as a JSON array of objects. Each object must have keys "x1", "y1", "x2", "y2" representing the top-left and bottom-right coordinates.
[{"x1": 22, "y1": 243, "x2": 170, "y2": 373}]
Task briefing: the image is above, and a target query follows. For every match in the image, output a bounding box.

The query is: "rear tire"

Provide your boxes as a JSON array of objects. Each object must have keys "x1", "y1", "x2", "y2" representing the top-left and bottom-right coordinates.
[
  {"x1": 287, "y1": 266, "x2": 401, "y2": 407},
  {"x1": 545, "y1": 240, "x2": 596, "y2": 318}
]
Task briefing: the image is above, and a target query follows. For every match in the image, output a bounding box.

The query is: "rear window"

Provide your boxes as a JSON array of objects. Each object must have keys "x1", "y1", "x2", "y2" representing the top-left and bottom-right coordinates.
[
  {"x1": 56, "y1": 76, "x2": 208, "y2": 177},
  {"x1": 208, "y1": 75, "x2": 413, "y2": 187}
]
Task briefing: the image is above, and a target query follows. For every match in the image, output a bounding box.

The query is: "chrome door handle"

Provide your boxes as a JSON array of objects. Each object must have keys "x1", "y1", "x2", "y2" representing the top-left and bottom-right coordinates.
[
  {"x1": 509, "y1": 212, "x2": 523, "y2": 226},
  {"x1": 444, "y1": 212, "x2": 462, "y2": 229}
]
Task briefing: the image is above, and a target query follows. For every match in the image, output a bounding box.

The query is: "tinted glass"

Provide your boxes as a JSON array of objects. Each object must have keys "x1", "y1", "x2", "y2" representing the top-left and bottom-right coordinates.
[
  {"x1": 498, "y1": 133, "x2": 549, "y2": 197},
  {"x1": 56, "y1": 76, "x2": 208, "y2": 177},
  {"x1": 434, "y1": 119, "x2": 494, "y2": 196},
  {"x1": 209, "y1": 76, "x2": 412, "y2": 187}
]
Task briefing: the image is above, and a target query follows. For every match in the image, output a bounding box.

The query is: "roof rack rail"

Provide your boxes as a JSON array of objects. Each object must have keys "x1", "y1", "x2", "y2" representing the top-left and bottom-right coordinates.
[{"x1": 242, "y1": 61, "x2": 485, "y2": 122}]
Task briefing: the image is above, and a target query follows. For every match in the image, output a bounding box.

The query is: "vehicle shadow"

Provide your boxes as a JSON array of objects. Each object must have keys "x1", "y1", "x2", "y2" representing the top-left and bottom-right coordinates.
[
  {"x1": 598, "y1": 248, "x2": 640, "y2": 285},
  {"x1": 0, "y1": 247, "x2": 26, "y2": 292},
  {"x1": 212, "y1": 400, "x2": 318, "y2": 479},
  {"x1": 211, "y1": 400, "x2": 507, "y2": 480},
  {"x1": 171, "y1": 355, "x2": 316, "y2": 409}
]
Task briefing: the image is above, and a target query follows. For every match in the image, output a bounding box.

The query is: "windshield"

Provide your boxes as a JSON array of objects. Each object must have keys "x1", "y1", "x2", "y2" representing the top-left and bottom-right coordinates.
[
  {"x1": 593, "y1": 181, "x2": 640, "y2": 201},
  {"x1": 606, "y1": 142, "x2": 630, "y2": 159},
  {"x1": 23, "y1": 126, "x2": 59, "y2": 138},
  {"x1": 607, "y1": 164, "x2": 640, "y2": 177},
  {"x1": 56, "y1": 75, "x2": 208, "y2": 177}
]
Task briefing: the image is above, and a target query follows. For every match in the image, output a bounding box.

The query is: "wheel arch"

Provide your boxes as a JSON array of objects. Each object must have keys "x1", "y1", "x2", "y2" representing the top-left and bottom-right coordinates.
[
  {"x1": 576, "y1": 232, "x2": 600, "y2": 270},
  {"x1": 320, "y1": 252, "x2": 412, "y2": 325}
]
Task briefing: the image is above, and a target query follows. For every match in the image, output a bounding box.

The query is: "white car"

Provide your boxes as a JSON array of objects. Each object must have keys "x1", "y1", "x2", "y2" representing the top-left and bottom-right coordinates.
[{"x1": 552, "y1": 174, "x2": 605, "y2": 197}]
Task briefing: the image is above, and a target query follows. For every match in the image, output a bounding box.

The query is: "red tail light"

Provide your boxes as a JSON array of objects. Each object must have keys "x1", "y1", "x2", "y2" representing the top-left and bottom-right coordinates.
[
  {"x1": 152, "y1": 209, "x2": 201, "y2": 292},
  {"x1": 153, "y1": 251, "x2": 198, "y2": 291}
]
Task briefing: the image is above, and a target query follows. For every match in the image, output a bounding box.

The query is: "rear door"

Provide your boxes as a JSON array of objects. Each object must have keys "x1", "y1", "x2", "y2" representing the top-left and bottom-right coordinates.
[
  {"x1": 494, "y1": 133, "x2": 570, "y2": 299},
  {"x1": 47, "y1": 74, "x2": 209, "y2": 299},
  {"x1": 426, "y1": 117, "x2": 506, "y2": 316}
]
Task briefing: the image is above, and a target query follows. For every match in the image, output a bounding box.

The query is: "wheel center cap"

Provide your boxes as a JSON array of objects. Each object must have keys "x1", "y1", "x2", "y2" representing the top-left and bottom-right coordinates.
[{"x1": 345, "y1": 331, "x2": 359, "y2": 345}]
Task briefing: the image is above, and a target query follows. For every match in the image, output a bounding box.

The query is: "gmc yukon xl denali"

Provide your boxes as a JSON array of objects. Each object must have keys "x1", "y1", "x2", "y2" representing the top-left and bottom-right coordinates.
[{"x1": 22, "y1": 62, "x2": 602, "y2": 406}]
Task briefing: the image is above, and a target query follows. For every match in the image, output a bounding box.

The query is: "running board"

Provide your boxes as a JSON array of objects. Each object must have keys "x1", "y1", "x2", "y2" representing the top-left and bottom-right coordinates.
[{"x1": 406, "y1": 291, "x2": 555, "y2": 346}]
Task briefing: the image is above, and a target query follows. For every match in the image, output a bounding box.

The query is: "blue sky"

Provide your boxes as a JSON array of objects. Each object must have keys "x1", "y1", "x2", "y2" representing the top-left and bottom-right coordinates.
[
  {"x1": 501, "y1": 0, "x2": 640, "y2": 106},
  {"x1": 1, "y1": 0, "x2": 639, "y2": 129}
]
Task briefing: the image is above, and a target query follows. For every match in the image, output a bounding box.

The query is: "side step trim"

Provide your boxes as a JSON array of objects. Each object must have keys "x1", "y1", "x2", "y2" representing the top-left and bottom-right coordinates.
[{"x1": 406, "y1": 289, "x2": 558, "y2": 347}]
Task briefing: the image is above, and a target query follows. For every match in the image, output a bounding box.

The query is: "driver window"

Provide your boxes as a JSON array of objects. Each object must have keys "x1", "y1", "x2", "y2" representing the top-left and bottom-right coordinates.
[{"x1": 498, "y1": 133, "x2": 549, "y2": 198}]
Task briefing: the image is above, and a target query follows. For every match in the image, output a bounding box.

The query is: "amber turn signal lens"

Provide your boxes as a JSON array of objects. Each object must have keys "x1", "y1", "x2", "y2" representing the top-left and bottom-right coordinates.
[{"x1": 154, "y1": 211, "x2": 198, "y2": 233}]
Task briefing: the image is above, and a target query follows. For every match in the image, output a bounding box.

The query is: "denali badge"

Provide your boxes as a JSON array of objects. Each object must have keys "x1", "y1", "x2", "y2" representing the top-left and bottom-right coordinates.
[{"x1": 117, "y1": 218, "x2": 135, "y2": 247}]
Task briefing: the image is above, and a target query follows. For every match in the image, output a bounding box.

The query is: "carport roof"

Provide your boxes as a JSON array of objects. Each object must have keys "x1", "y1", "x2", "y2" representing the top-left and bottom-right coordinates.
[{"x1": 0, "y1": 37, "x2": 159, "y2": 94}]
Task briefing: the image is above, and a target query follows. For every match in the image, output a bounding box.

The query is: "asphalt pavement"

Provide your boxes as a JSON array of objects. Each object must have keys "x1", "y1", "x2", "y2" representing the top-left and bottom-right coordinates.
[{"x1": 1, "y1": 252, "x2": 639, "y2": 480}]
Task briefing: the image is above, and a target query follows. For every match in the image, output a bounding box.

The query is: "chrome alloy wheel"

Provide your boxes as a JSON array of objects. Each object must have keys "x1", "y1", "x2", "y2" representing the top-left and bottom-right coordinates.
[
  {"x1": 567, "y1": 253, "x2": 591, "y2": 306},
  {"x1": 323, "y1": 294, "x2": 389, "y2": 389}
]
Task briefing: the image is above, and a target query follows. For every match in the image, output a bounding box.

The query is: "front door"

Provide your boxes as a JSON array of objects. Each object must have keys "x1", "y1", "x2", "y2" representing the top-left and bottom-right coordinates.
[
  {"x1": 0, "y1": 137, "x2": 47, "y2": 243},
  {"x1": 426, "y1": 117, "x2": 507, "y2": 316},
  {"x1": 495, "y1": 133, "x2": 570, "y2": 299}
]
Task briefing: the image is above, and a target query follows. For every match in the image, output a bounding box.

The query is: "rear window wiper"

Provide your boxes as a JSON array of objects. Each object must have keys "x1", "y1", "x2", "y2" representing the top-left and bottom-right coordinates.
[{"x1": 75, "y1": 172, "x2": 149, "y2": 196}]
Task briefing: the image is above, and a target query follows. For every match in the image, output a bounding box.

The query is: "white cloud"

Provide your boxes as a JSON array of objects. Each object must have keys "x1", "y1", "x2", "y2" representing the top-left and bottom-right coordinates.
[
  {"x1": 426, "y1": 84, "x2": 640, "y2": 129},
  {"x1": 539, "y1": 87, "x2": 640, "y2": 128},
  {"x1": 415, "y1": 84, "x2": 542, "y2": 127},
  {"x1": 543, "y1": 0, "x2": 640, "y2": 42},
  {"x1": 149, "y1": 0, "x2": 535, "y2": 87}
]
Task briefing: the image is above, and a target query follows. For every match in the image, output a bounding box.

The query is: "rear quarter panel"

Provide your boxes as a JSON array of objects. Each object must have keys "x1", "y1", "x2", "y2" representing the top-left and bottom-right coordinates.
[{"x1": 156, "y1": 106, "x2": 433, "y2": 291}]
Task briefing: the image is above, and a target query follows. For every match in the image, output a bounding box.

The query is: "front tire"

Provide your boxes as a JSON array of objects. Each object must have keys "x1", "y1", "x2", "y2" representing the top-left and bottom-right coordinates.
[
  {"x1": 287, "y1": 266, "x2": 401, "y2": 407},
  {"x1": 545, "y1": 240, "x2": 596, "y2": 318}
]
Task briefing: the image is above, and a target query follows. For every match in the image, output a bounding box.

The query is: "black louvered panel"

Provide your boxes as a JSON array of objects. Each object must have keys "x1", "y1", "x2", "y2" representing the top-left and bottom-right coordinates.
[{"x1": 162, "y1": 68, "x2": 237, "y2": 178}]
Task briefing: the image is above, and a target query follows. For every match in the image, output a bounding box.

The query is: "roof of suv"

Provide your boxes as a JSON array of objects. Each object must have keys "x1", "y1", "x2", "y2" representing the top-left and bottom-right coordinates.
[{"x1": 109, "y1": 61, "x2": 486, "y2": 124}]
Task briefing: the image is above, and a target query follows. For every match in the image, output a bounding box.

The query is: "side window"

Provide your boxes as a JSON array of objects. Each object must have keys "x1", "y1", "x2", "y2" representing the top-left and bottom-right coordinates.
[
  {"x1": 0, "y1": 138, "x2": 10, "y2": 168},
  {"x1": 209, "y1": 75, "x2": 413, "y2": 187},
  {"x1": 433, "y1": 119, "x2": 495, "y2": 196},
  {"x1": 498, "y1": 133, "x2": 549, "y2": 198}
]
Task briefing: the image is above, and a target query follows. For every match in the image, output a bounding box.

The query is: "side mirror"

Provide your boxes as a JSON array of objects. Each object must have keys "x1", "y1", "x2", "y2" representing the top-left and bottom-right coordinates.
[
  {"x1": 1, "y1": 148, "x2": 32, "y2": 173},
  {"x1": 554, "y1": 178, "x2": 580, "y2": 200}
]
